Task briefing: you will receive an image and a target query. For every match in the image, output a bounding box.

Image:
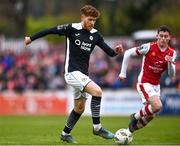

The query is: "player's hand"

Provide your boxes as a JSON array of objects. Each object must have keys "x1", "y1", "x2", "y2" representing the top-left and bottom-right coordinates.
[
  {"x1": 24, "y1": 36, "x2": 32, "y2": 45},
  {"x1": 114, "y1": 44, "x2": 124, "y2": 54},
  {"x1": 118, "y1": 76, "x2": 126, "y2": 82},
  {"x1": 165, "y1": 55, "x2": 175, "y2": 64}
]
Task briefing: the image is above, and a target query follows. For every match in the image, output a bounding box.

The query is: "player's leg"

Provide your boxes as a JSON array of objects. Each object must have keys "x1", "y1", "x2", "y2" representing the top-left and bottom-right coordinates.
[
  {"x1": 128, "y1": 103, "x2": 154, "y2": 133},
  {"x1": 148, "y1": 95, "x2": 162, "y2": 113},
  {"x1": 84, "y1": 81, "x2": 114, "y2": 139},
  {"x1": 61, "y1": 96, "x2": 86, "y2": 143},
  {"x1": 131, "y1": 95, "x2": 162, "y2": 131},
  {"x1": 135, "y1": 114, "x2": 155, "y2": 130},
  {"x1": 128, "y1": 83, "x2": 161, "y2": 133},
  {"x1": 128, "y1": 101, "x2": 158, "y2": 133},
  {"x1": 60, "y1": 71, "x2": 90, "y2": 143},
  {"x1": 134, "y1": 95, "x2": 162, "y2": 120}
]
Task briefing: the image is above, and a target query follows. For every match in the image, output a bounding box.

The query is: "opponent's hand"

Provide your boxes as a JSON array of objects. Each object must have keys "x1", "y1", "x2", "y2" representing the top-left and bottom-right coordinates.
[
  {"x1": 114, "y1": 44, "x2": 124, "y2": 54},
  {"x1": 165, "y1": 55, "x2": 175, "y2": 64},
  {"x1": 118, "y1": 76, "x2": 126, "y2": 82},
  {"x1": 24, "y1": 36, "x2": 32, "y2": 45}
]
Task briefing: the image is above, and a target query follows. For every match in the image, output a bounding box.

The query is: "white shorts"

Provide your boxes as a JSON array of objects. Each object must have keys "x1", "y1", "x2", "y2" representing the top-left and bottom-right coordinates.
[
  {"x1": 64, "y1": 71, "x2": 92, "y2": 99},
  {"x1": 137, "y1": 83, "x2": 160, "y2": 103}
]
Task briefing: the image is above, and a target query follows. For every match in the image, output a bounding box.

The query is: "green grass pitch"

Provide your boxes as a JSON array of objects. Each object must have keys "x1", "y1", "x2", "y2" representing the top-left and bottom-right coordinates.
[{"x1": 0, "y1": 115, "x2": 180, "y2": 145}]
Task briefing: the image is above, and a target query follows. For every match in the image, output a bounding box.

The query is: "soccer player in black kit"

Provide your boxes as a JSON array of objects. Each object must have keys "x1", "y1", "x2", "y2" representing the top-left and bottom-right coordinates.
[{"x1": 25, "y1": 5, "x2": 123, "y2": 143}]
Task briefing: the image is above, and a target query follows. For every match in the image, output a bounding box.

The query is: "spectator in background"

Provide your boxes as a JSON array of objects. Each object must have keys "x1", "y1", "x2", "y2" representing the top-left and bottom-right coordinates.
[
  {"x1": 89, "y1": 50, "x2": 109, "y2": 87},
  {"x1": 0, "y1": 47, "x2": 65, "y2": 92}
]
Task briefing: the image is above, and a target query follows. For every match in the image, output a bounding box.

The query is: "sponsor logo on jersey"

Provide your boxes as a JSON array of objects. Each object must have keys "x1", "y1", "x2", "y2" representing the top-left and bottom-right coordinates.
[
  {"x1": 149, "y1": 65, "x2": 163, "y2": 73},
  {"x1": 75, "y1": 39, "x2": 81, "y2": 46},
  {"x1": 75, "y1": 39, "x2": 92, "y2": 51}
]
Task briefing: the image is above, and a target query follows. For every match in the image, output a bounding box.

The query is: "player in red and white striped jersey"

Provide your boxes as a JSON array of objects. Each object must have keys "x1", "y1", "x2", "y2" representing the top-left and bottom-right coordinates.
[{"x1": 119, "y1": 25, "x2": 176, "y2": 133}]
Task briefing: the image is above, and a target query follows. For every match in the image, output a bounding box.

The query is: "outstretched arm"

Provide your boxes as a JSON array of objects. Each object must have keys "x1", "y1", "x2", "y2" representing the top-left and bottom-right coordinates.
[
  {"x1": 97, "y1": 41, "x2": 123, "y2": 57},
  {"x1": 119, "y1": 43, "x2": 150, "y2": 81},
  {"x1": 96, "y1": 33, "x2": 123, "y2": 57},
  {"x1": 24, "y1": 24, "x2": 71, "y2": 45},
  {"x1": 118, "y1": 47, "x2": 137, "y2": 80},
  {"x1": 25, "y1": 27, "x2": 60, "y2": 45}
]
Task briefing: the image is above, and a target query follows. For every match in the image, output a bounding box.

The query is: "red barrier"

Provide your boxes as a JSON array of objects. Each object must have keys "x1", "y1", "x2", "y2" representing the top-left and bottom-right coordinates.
[{"x1": 0, "y1": 91, "x2": 68, "y2": 115}]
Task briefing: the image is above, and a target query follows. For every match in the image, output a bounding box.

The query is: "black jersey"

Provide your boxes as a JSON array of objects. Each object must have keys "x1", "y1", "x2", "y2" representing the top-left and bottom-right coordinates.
[{"x1": 30, "y1": 23, "x2": 117, "y2": 75}]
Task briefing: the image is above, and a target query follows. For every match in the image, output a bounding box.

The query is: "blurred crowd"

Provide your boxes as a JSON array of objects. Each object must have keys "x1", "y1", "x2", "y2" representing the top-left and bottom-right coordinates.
[
  {"x1": 0, "y1": 41, "x2": 180, "y2": 92},
  {"x1": 0, "y1": 44, "x2": 65, "y2": 92}
]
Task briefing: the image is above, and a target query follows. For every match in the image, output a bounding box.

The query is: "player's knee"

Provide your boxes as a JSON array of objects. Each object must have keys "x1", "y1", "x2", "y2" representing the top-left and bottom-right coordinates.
[
  {"x1": 93, "y1": 87, "x2": 102, "y2": 97},
  {"x1": 77, "y1": 107, "x2": 85, "y2": 114},
  {"x1": 74, "y1": 103, "x2": 85, "y2": 114},
  {"x1": 74, "y1": 102, "x2": 85, "y2": 114},
  {"x1": 153, "y1": 102, "x2": 162, "y2": 113}
]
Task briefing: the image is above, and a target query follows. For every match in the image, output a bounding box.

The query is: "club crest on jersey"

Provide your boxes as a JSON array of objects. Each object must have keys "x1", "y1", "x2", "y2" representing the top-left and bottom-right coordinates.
[
  {"x1": 151, "y1": 52, "x2": 156, "y2": 56},
  {"x1": 89, "y1": 36, "x2": 93, "y2": 40}
]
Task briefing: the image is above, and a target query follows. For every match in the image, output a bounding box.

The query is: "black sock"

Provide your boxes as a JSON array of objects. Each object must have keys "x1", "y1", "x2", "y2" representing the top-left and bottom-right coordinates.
[
  {"x1": 91, "y1": 96, "x2": 101, "y2": 124},
  {"x1": 63, "y1": 110, "x2": 81, "y2": 134}
]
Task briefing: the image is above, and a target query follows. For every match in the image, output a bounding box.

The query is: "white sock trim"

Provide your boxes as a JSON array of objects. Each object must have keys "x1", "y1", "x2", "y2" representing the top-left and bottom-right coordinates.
[
  {"x1": 93, "y1": 123, "x2": 102, "y2": 131},
  {"x1": 62, "y1": 131, "x2": 69, "y2": 135}
]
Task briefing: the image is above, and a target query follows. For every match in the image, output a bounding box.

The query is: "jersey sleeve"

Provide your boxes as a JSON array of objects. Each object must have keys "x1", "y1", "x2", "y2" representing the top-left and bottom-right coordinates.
[
  {"x1": 136, "y1": 43, "x2": 150, "y2": 55},
  {"x1": 118, "y1": 47, "x2": 137, "y2": 78},
  {"x1": 168, "y1": 50, "x2": 176, "y2": 77},
  {"x1": 30, "y1": 24, "x2": 71, "y2": 41},
  {"x1": 56, "y1": 24, "x2": 72, "y2": 35},
  {"x1": 96, "y1": 33, "x2": 117, "y2": 57},
  {"x1": 172, "y1": 50, "x2": 177, "y2": 62}
]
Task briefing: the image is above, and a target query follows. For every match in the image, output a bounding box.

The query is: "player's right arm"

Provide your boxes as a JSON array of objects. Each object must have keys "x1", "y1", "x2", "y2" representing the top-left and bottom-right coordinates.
[
  {"x1": 118, "y1": 43, "x2": 150, "y2": 80},
  {"x1": 24, "y1": 24, "x2": 71, "y2": 45},
  {"x1": 118, "y1": 47, "x2": 137, "y2": 80}
]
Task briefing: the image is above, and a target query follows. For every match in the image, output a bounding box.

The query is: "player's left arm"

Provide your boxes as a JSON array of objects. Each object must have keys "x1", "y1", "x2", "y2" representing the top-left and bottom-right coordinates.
[
  {"x1": 166, "y1": 51, "x2": 176, "y2": 77},
  {"x1": 96, "y1": 33, "x2": 123, "y2": 57}
]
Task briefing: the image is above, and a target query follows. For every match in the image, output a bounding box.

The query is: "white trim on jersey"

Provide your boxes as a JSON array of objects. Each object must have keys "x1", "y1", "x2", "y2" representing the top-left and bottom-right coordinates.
[
  {"x1": 90, "y1": 28, "x2": 97, "y2": 33},
  {"x1": 65, "y1": 37, "x2": 70, "y2": 73},
  {"x1": 72, "y1": 22, "x2": 97, "y2": 33},
  {"x1": 137, "y1": 43, "x2": 151, "y2": 83},
  {"x1": 72, "y1": 23, "x2": 82, "y2": 30},
  {"x1": 138, "y1": 56, "x2": 145, "y2": 83}
]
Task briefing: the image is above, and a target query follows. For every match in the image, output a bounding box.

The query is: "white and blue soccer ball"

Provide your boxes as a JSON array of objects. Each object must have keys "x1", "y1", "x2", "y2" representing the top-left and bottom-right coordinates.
[{"x1": 114, "y1": 128, "x2": 133, "y2": 145}]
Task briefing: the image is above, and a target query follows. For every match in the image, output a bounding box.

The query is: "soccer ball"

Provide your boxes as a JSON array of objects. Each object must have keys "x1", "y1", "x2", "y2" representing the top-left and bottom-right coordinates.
[{"x1": 114, "y1": 128, "x2": 133, "y2": 145}]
